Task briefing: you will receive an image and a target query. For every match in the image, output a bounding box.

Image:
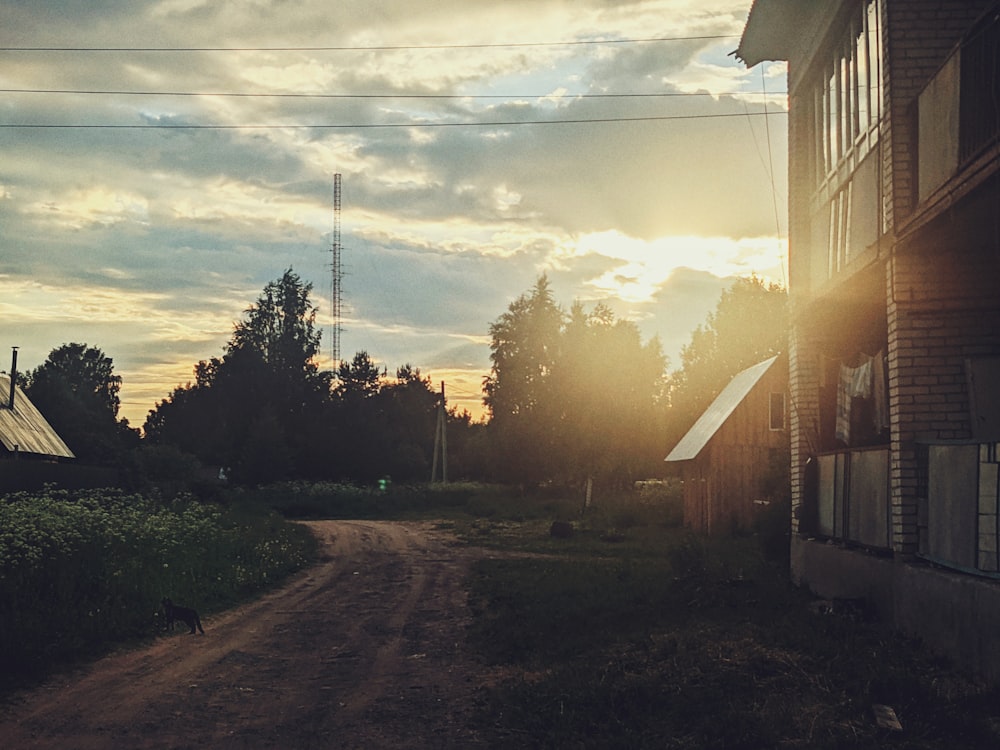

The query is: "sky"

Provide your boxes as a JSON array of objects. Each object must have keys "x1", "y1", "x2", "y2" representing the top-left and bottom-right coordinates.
[{"x1": 0, "y1": 0, "x2": 787, "y2": 427}]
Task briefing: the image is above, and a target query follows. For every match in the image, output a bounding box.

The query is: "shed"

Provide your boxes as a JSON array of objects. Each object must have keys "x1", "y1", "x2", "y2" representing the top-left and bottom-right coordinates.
[
  {"x1": 0, "y1": 374, "x2": 75, "y2": 460},
  {"x1": 665, "y1": 355, "x2": 787, "y2": 534}
]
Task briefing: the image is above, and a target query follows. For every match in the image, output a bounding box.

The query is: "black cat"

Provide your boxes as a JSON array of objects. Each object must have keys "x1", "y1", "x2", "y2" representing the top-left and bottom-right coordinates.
[{"x1": 162, "y1": 597, "x2": 205, "y2": 634}]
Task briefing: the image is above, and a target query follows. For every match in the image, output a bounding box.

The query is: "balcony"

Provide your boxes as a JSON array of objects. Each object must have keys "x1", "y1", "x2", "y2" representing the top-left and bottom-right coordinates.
[
  {"x1": 918, "y1": 442, "x2": 1000, "y2": 576},
  {"x1": 811, "y1": 446, "x2": 890, "y2": 550},
  {"x1": 960, "y1": 7, "x2": 1000, "y2": 164},
  {"x1": 918, "y1": 5, "x2": 1000, "y2": 204}
]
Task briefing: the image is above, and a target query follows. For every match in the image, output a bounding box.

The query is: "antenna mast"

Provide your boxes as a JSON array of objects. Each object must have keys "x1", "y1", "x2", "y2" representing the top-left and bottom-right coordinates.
[{"x1": 331, "y1": 173, "x2": 343, "y2": 370}]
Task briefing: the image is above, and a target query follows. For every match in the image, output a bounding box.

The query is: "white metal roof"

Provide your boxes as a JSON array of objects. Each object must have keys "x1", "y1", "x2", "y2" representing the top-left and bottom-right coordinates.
[
  {"x1": 664, "y1": 355, "x2": 779, "y2": 463},
  {"x1": 0, "y1": 375, "x2": 75, "y2": 459}
]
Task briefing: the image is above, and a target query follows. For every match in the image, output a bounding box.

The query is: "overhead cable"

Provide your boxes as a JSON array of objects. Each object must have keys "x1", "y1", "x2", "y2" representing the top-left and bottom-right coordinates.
[
  {"x1": 0, "y1": 111, "x2": 788, "y2": 130},
  {"x1": 0, "y1": 35, "x2": 739, "y2": 53},
  {"x1": 0, "y1": 88, "x2": 784, "y2": 100}
]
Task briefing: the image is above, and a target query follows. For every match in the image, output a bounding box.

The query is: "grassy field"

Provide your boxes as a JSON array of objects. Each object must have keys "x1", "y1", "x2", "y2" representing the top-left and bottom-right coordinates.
[
  {"x1": 9, "y1": 480, "x2": 1000, "y2": 746},
  {"x1": 428, "y1": 490, "x2": 1000, "y2": 749},
  {"x1": 206, "y1": 480, "x2": 1000, "y2": 746}
]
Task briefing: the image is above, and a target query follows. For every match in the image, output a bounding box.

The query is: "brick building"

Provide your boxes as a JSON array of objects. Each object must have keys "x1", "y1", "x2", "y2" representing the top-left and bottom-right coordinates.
[{"x1": 738, "y1": 1, "x2": 1000, "y2": 678}]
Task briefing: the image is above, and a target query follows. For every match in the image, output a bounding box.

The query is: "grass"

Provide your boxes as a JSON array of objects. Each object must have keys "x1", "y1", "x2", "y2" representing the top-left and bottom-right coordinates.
[
  {"x1": 33, "y1": 480, "x2": 996, "y2": 746},
  {"x1": 0, "y1": 487, "x2": 317, "y2": 690},
  {"x1": 450, "y1": 496, "x2": 1000, "y2": 749}
]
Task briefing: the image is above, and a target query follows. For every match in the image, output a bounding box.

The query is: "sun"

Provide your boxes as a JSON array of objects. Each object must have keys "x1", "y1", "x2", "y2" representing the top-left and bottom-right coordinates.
[{"x1": 567, "y1": 230, "x2": 787, "y2": 304}]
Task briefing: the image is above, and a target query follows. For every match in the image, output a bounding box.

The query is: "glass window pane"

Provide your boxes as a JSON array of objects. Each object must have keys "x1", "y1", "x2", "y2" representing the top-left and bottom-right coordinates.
[
  {"x1": 868, "y1": 0, "x2": 882, "y2": 132},
  {"x1": 841, "y1": 54, "x2": 851, "y2": 152},
  {"x1": 829, "y1": 68, "x2": 839, "y2": 162},
  {"x1": 855, "y1": 22, "x2": 867, "y2": 142},
  {"x1": 812, "y1": 0, "x2": 884, "y2": 188},
  {"x1": 770, "y1": 393, "x2": 786, "y2": 430},
  {"x1": 828, "y1": 193, "x2": 839, "y2": 277},
  {"x1": 815, "y1": 87, "x2": 826, "y2": 179}
]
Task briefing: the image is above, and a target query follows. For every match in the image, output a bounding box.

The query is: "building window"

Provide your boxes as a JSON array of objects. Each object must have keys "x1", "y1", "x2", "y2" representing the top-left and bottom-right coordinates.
[
  {"x1": 813, "y1": 0, "x2": 883, "y2": 186},
  {"x1": 828, "y1": 183, "x2": 852, "y2": 276},
  {"x1": 769, "y1": 392, "x2": 786, "y2": 431},
  {"x1": 960, "y1": 7, "x2": 1000, "y2": 162}
]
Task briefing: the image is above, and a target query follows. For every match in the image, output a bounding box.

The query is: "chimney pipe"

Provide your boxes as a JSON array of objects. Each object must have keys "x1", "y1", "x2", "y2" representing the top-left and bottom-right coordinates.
[{"x1": 9, "y1": 346, "x2": 18, "y2": 411}]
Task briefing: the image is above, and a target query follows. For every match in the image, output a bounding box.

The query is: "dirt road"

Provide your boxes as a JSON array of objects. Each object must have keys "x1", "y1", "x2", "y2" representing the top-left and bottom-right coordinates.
[{"x1": 0, "y1": 521, "x2": 493, "y2": 749}]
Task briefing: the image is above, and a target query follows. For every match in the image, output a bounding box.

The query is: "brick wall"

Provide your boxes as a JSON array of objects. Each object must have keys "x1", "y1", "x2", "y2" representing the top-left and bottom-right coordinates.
[
  {"x1": 784, "y1": 0, "x2": 998, "y2": 556},
  {"x1": 888, "y1": 226, "x2": 1000, "y2": 553},
  {"x1": 788, "y1": 325, "x2": 820, "y2": 535},
  {"x1": 785, "y1": 39, "x2": 816, "y2": 537},
  {"x1": 883, "y1": 0, "x2": 994, "y2": 227}
]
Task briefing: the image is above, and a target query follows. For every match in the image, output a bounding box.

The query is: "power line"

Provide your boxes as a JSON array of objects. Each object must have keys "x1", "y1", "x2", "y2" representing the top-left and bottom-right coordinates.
[
  {"x1": 444, "y1": 384, "x2": 485, "y2": 400},
  {"x1": 0, "y1": 87, "x2": 784, "y2": 100},
  {"x1": 0, "y1": 35, "x2": 738, "y2": 53},
  {"x1": 760, "y1": 66, "x2": 787, "y2": 289},
  {"x1": 0, "y1": 111, "x2": 787, "y2": 130}
]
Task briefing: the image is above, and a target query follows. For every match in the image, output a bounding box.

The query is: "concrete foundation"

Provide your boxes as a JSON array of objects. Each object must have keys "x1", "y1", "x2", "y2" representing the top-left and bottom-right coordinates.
[{"x1": 793, "y1": 535, "x2": 1000, "y2": 683}]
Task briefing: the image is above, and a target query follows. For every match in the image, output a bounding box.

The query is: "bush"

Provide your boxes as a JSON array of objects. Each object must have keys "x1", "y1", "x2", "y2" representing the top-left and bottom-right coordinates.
[
  {"x1": 666, "y1": 531, "x2": 713, "y2": 579},
  {"x1": 754, "y1": 496, "x2": 791, "y2": 565},
  {"x1": 249, "y1": 480, "x2": 535, "y2": 521},
  {"x1": 0, "y1": 488, "x2": 316, "y2": 685}
]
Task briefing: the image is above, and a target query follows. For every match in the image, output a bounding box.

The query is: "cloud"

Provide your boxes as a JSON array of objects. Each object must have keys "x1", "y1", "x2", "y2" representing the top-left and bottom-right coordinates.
[{"x1": 0, "y1": 0, "x2": 787, "y2": 427}]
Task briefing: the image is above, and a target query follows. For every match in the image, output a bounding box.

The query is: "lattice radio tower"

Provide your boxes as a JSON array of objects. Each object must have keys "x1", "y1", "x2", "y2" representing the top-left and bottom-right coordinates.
[{"x1": 330, "y1": 173, "x2": 343, "y2": 370}]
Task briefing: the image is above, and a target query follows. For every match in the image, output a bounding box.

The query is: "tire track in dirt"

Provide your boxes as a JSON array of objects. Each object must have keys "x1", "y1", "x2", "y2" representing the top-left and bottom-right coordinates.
[{"x1": 0, "y1": 521, "x2": 490, "y2": 750}]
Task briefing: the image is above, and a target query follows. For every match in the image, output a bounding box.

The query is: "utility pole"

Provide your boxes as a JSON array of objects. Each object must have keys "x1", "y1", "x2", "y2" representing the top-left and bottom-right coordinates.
[
  {"x1": 330, "y1": 173, "x2": 343, "y2": 370},
  {"x1": 431, "y1": 381, "x2": 448, "y2": 483}
]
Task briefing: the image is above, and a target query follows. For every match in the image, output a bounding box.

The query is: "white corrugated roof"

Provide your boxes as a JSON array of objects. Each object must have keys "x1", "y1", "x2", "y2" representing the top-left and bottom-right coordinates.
[
  {"x1": 664, "y1": 355, "x2": 779, "y2": 463},
  {"x1": 0, "y1": 375, "x2": 75, "y2": 459}
]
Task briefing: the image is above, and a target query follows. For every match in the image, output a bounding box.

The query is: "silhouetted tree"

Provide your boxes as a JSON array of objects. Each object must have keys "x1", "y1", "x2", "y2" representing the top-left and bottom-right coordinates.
[
  {"x1": 335, "y1": 351, "x2": 384, "y2": 402},
  {"x1": 484, "y1": 275, "x2": 564, "y2": 486},
  {"x1": 144, "y1": 268, "x2": 331, "y2": 484},
  {"x1": 666, "y1": 274, "x2": 788, "y2": 446},
  {"x1": 551, "y1": 302, "x2": 668, "y2": 488},
  {"x1": 483, "y1": 278, "x2": 668, "y2": 489},
  {"x1": 326, "y1": 356, "x2": 443, "y2": 482},
  {"x1": 377, "y1": 365, "x2": 439, "y2": 480},
  {"x1": 441, "y1": 408, "x2": 490, "y2": 480},
  {"x1": 25, "y1": 343, "x2": 139, "y2": 464}
]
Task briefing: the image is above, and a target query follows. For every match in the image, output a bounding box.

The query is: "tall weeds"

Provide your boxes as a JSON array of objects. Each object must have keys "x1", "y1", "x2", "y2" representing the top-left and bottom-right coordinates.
[{"x1": 0, "y1": 488, "x2": 315, "y2": 683}]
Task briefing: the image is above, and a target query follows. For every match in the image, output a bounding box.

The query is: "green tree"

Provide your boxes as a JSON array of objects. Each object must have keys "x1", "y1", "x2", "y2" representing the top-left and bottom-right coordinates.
[
  {"x1": 484, "y1": 275, "x2": 564, "y2": 486},
  {"x1": 666, "y1": 274, "x2": 788, "y2": 444},
  {"x1": 144, "y1": 268, "x2": 331, "y2": 484},
  {"x1": 324, "y1": 351, "x2": 387, "y2": 481},
  {"x1": 552, "y1": 302, "x2": 668, "y2": 488},
  {"x1": 378, "y1": 365, "x2": 440, "y2": 480},
  {"x1": 335, "y1": 351, "x2": 384, "y2": 402},
  {"x1": 26, "y1": 343, "x2": 122, "y2": 416},
  {"x1": 231, "y1": 268, "x2": 323, "y2": 377},
  {"x1": 483, "y1": 278, "x2": 667, "y2": 489},
  {"x1": 25, "y1": 343, "x2": 138, "y2": 464},
  {"x1": 325, "y1": 357, "x2": 442, "y2": 482}
]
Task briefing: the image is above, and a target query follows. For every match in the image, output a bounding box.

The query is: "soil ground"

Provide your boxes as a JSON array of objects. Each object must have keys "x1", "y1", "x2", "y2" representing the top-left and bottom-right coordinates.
[{"x1": 0, "y1": 521, "x2": 494, "y2": 749}]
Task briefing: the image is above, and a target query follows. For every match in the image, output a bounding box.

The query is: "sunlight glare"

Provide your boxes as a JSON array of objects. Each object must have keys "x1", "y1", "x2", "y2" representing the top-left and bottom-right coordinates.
[{"x1": 571, "y1": 230, "x2": 786, "y2": 303}]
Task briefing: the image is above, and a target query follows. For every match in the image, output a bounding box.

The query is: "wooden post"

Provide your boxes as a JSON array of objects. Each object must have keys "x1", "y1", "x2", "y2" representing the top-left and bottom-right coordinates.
[
  {"x1": 440, "y1": 381, "x2": 448, "y2": 484},
  {"x1": 431, "y1": 381, "x2": 448, "y2": 483}
]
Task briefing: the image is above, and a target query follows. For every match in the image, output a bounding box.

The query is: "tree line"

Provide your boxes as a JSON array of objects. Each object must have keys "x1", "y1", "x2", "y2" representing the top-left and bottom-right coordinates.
[{"x1": 20, "y1": 268, "x2": 786, "y2": 495}]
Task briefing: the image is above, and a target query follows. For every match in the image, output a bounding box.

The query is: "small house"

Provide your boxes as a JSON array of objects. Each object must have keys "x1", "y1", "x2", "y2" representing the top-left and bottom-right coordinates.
[
  {"x1": 665, "y1": 355, "x2": 788, "y2": 534},
  {"x1": 0, "y1": 373, "x2": 74, "y2": 461},
  {"x1": 0, "y1": 373, "x2": 75, "y2": 493}
]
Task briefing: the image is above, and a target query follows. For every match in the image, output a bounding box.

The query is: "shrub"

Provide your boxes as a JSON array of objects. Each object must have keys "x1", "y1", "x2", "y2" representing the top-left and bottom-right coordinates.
[
  {"x1": 754, "y1": 496, "x2": 791, "y2": 565},
  {"x1": 0, "y1": 488, "x2": 315, "y2": 685}
]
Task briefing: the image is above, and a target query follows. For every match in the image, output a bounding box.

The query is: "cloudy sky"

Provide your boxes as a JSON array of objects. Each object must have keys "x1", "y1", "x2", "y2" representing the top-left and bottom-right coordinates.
[{"x1": 1, "y1": 0, "x2": 786, "y2": 426}]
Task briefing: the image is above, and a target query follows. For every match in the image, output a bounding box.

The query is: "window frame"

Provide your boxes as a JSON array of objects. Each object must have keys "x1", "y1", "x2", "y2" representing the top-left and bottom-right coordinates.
[
  {"x1": 811, "y1": 0, "x2": 883, "y2": 189},
  {"x1": 769, "y1": 391, "x2": 786, "y2": 431}
]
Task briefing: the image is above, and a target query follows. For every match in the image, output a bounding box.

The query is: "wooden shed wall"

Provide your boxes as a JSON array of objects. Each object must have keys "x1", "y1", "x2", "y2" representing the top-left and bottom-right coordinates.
[{"x1": 682, "y1": 366, "x2": 788, "y2": 534}]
